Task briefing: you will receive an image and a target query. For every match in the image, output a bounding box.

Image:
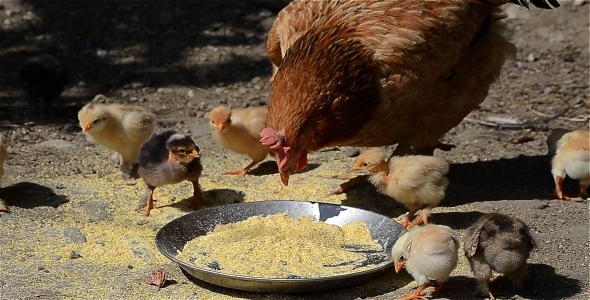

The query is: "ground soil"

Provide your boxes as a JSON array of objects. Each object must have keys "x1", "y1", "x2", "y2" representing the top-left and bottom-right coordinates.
[{"x1": 0, "y1": 1, "x2": 588, "y2": 299}]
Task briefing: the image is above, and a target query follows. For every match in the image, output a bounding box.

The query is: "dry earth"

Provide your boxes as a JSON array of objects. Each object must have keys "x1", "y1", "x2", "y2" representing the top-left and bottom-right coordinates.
[{"x1": 0, "y1": 1, "x2": 588, "y2": 300}]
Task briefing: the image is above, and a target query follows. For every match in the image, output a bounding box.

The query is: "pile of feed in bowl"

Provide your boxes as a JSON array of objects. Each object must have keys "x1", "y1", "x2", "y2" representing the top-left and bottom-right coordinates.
[{"x1": 177, "y1": 213, "x2": 388, "y2": 278}]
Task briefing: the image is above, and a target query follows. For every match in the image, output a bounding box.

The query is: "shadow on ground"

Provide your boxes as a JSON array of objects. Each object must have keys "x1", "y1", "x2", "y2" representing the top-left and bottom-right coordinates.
[{"x1": 0, "y1": 181, "x2": 69, "y2": 208}]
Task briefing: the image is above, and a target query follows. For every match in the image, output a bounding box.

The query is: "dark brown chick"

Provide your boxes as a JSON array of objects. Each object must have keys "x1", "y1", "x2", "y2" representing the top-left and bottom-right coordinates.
[
  {"x1": 464, "y1": 213, "x2": 536, "y2": 300},
  {"x1": 137, "y1": 131, "x2": 203, "y2": 216},
  {"x1": 18, "y1": 54, "x2": 67, "y2": 115}
]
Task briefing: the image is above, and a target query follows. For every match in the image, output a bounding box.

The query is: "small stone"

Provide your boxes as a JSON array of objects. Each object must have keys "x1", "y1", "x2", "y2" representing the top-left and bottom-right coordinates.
[
  {"x1": 339, "y1": 147, "x2": 360, "y2": 157},
  {"x1": 96, "y1": 49, "x2": 108, "y2": 57},
  {"x1": 131, "y1": 82, "x2": 144, "y2": 89},
  {"x1": 64, "y1": 227, "x2": 87, "y2": 244},
  {"x1": 69, "y1": 251, "x2": 82, "y2": 259},
  {"x1": 527, "y1": 53, "x2": 536, "y2": 62},
  {"x1": 238, "y1": 87, "x2": 248, "y2": 94},
  {"x1": 63, "y1": 124, "x2": 75, "y2": 131},
  {"x1": 250, "y1": 76, "x2": 261, "y2": 85},
  {"x1": 127, "y1": 265, "x2": 134, "y2": 269},
  {"x1": 83, "y1": 202, "x2": 110, "y2": 222},
  {"x1": 157, "y1": 87, "x2": 174, "y2": 94},
  {"x1": 196, "y1": 111, "x2": 205, "y2": 118},
  {"x1": 187, "y1": 90, "x2": 195, "y2": 97},
  {"x1": 130, "y1": 97, "x2": 138, "y2": 101}
]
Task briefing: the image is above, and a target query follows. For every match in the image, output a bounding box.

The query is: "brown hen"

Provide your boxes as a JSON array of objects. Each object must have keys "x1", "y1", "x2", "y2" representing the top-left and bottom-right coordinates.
[{"x1": 261, "y1": 0, "x2": 560, "y2": 186}]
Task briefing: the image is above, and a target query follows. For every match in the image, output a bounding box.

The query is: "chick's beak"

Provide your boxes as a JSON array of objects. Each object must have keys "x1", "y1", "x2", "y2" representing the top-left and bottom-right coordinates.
[
  {"x1": 191, "y1": 150, "x2": 200, "y2": 158},
  {"x1": 82, "y1": 125, "x2": 91, "y2": 132},
  {"x1": 351, "y1": 165, "x2": 362, "y2": 171},
  {"x1": 394, "y1": 262, "x2": 404, "y2": 273},
  {"x1": 217, "y1": 123, "x2": 225, "y2": 131}
]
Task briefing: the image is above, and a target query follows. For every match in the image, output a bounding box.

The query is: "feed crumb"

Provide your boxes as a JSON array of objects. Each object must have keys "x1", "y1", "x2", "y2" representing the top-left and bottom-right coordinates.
[{"x1": 177, "y1": 213, "x2": 388, "y2": 278}]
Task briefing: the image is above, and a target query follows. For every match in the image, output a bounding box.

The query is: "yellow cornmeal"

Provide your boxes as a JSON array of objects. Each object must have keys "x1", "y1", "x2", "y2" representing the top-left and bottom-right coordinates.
[{"x1": 177, "y1": 213, "x2": 386, "y2": 278}]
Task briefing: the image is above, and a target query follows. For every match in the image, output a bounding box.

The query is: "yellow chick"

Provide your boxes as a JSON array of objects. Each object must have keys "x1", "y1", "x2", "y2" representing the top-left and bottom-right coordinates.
[
  {"x1": 551, "y1": 130, "x2": 589, "y2": 200},
  {"x1": 0, "y1": 135, "x2": 8, "y2": 211},
  {"x1": 78, "y1": 96, "x2": 156, "y2": 177},
  {"x1": 392, "y1": 224, "x2": 459, "y2": 300},
  {"x1": 208, "y1": 105, "x2": 270, "y2": 176},
  {"x1": 349, "y1": 148, "x2": 450, "y2": 228}
]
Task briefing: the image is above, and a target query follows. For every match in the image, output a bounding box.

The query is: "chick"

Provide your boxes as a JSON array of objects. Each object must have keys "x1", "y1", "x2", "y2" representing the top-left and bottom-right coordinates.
[
  {"x1": 137, "y1": 131, "x2": 203, "y2": 216},
  {"x1": 18, "y1": 54, "x2": 67, "y2": 115},
  {"x1": 0, "y1": 135, "x2": 8, "y2": 212},
  {"x1": 550, "y1": 130, "x2": 589, "y2": 200},
  {"x1": 392, "y1": 224, "x2": 459, "y2": 300},
  {"x1": 546, "y1": 129, "x2": 570, "y2": 156},
  {"x1": 208, "y1": 106, "x2": 270, "y2": 176},
  {"x1": 464, "y1": 213, "x2": 536, "y2": 300},
  {"x1": 78, "y1": 97, "x2": 156, "y2": 178},
  {"x1": 347, "y1": 148, "x2": 450, "y2": 228}
]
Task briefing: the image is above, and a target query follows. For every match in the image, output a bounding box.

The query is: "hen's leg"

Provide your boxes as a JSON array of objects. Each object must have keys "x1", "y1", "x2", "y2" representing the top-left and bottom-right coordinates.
[
  {"x1": 396, "y1": 283, "x2": 429, "y2": 300},
  {"x1": 333, "y1": 175, "x2": 370, "y2": 194},
  {"x1": 225, "y1": 159, "x2": 263, "y2": 177},
  {"x1": 190, "y1": 180, "x2": 204, "y2": 210}
]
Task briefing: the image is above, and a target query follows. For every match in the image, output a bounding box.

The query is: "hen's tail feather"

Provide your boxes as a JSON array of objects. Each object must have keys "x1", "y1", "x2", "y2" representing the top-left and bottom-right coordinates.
[{"x1": 509, "y1": 0, "x2": 560, "y2": 9}]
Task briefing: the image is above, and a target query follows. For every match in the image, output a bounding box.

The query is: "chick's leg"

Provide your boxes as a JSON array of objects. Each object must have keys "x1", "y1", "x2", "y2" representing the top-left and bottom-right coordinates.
[
  {"x1": 333, "y1": 175, "x2": 370, "y2": 194},
  {"x1": 554, "y1": 176, "x2": 565, "y2": 200},
  {"x1": 135, "y1": 186, "x2": 156, "y2": 217},
  {"x1": 225, "y1": 159, "x2": 262, "y2": 177},
  {"x1": 575, "y1": 184, "x2": 588, "y2": 198},
  {"x1": 396, "y1": 283, "x2": 429, "y2": 300},
  {"x1": 190, "y1": 180, "x2": 204, "y2": 210},
  {"x1": 433, "y1": 282, "x2": 460, "y2": 293},
  {"x1": 399, "y1": 208, "x2": 420, "y2": 228}
]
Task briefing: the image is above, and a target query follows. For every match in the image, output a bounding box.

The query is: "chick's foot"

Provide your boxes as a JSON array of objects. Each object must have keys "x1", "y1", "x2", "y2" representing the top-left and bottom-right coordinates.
[
  {"x1": 224, "y1": 169, "x2": 248, "y2": 176},
  {"x1": 396, "y1": 283, "x2": 429, "y2": 300},
  {"x1": 433, "y1": 282, "x2": 460, "y2": 293}
]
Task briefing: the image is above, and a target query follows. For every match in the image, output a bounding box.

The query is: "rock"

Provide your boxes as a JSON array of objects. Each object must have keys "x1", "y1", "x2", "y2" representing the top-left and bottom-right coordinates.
[
  {"x1": 34, "y1": 140, "x2": 76, "y2": 150},
  {"x1": 458, "y1": 129, "x2": 509, "y2": 141},
  {"x1": 157, "y1": 87, "x2": 174, "y2": 94},
  {"x1": 83, "y1": 202, "x2": 109, "y2": 222},
  {"x1": 63, "y1": 124, "x2": 76, "y2": 132},
  {"x1": 96, "y1": 49, "x2": 108, "y2": 57},
  {"x1": 339, "y1": 147, "x2": 360, "y2": 157},
  {"x1": 69, "y1": 250, "x2": 82, "y2": 259},
  {"x1": 63, "y1": 227, "x2": 87, "y2": 244}
]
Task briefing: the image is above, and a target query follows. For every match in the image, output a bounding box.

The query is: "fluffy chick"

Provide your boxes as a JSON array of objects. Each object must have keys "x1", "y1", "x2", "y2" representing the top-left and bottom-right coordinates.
[
  {"x1": 0, "y1": 135, "x2": 8, "y2": 212},
  {"x1": 18, "y1": 54, "x2": 67, "y2": 115},
  {"x1": 137, "y1": 131, "x2": 203, "y2": 216},
  {"x1": 392, "y1": 224, "x2": 459, "y2": 300},
  {"x1": 78, "y1": 97, "x2": 156, "y2": 177},
  {"x1": 346, "y1": 148, "x2": 449, "y2": 228},
  {"x1": 550, "y1": 130, "x2": 589, "y2": 200},
  {"x1": 464, "y1": 213, "x2": 536, "y2": 300},
  {"x1": 208, "y1": 106, "x2": 270, "y2": 176}
]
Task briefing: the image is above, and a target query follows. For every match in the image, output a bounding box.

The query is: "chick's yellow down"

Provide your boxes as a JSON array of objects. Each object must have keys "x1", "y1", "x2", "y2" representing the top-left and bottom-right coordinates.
[
  {"x1": 78, "y1": 95, "x2": 156, "y2": 176},
  {"x1": 551, "y1": 130, "x2": 590, "y2": 201},
  {"x1": 209, "y1": 106, "x2": 270, "y2": 176},
  {"x1": 0, "y1": 135, "x2": 8, "y2": 211},
  {"x1": 392, "y1": 224, "x2": 459, "y2": 300},
  {"x1": 340, "y1": 148, "x2": 449, "y2": 228}
]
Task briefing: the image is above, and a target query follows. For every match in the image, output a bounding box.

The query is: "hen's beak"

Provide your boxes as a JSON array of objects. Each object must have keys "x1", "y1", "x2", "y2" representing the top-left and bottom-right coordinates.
[
  {"x1": 394, "y1": 262, "x2": 404, "y2": 273},
  {"x1": 82, "y1": 125, "x2": 91, "y2": 132},
  {"x1": 280, "y1": 170, "x2": 291, "y2": 186}
]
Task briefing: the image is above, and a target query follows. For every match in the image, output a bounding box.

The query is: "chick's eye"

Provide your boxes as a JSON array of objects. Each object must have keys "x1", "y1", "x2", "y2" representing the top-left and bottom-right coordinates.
[
  {"x1": 362, "y1": 163, "x2": 368, "y2": 167},
  {"x1": 178, "y1": 149, "x2": 186, "y2": 154},
  {"x1": 93, "y1": 119, "x2": 99, "y2": 124},
  {"x1": 399, "y1": 255, "x2": 405, "y2": 261},
  {"x1": 211, "y1": 120, "x2": 215, "y2": 124}
]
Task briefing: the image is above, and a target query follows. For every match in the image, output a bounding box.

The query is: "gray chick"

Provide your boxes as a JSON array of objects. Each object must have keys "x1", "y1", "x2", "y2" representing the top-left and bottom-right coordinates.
[
  {"x1": 137, "y1": 131, "x2": 203, "y2": 216},
  {"x1": 18, "y1": 54, "x2": 67, "y2": 115},
  {"x1": 464, "y1": 213, "x2": 536, "y2": 300}
]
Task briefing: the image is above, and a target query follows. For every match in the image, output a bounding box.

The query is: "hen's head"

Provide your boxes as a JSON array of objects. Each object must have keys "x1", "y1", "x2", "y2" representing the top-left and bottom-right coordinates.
[
  {"x1": 208, "y1": 106, "x2": 232, "y2": 132},
  {"x1": 260, "y1": 127, "x2": 308, "y2": 186}
]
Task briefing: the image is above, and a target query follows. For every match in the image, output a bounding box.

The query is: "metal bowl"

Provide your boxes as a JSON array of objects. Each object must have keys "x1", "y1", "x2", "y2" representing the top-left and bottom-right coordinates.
[{"x1": 155, "y1": 200, "x2": 406, "y2": 293}]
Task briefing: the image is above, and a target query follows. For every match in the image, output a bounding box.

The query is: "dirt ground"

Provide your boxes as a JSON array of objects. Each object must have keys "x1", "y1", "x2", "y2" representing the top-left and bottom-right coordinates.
[{"x1": 0, "y1": 0, "x2": 588, "y2": 299}]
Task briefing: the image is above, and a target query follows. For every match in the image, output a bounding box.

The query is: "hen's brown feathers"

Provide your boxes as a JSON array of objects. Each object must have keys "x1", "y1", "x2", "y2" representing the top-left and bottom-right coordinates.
[{"x1": 267, "y1": 0, "x2": 519, "y2": 152}]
